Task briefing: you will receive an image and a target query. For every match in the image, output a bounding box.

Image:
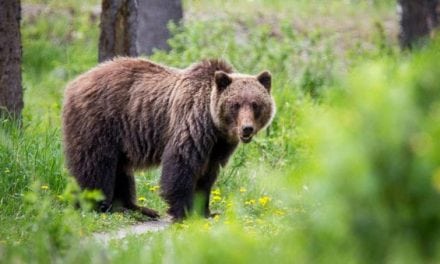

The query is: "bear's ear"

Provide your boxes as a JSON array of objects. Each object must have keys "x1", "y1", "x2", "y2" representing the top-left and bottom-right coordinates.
[
  {"x1": 256, "y1": 71, "x2": 271, "y2": 92},
  {"x1": 215, "y1": 71, "x2": 232, "y2": 92}
]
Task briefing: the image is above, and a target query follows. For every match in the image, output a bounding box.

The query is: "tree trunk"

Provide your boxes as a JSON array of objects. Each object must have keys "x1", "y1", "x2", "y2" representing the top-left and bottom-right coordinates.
[
  {"x1": 0, "y1": 0, "x2": 23, "y2": 119},
  {"x1": 427, "y1": 0, "x2": 440, "y2": 29},
  {"x1": 399, "y1": 0, "x2": 439, "y2": 48},
  {"x1": 99, "y1": 0, "x2": 138, "y2": 62},
  {"x1": 136, "y1": 0, "x2": 183, "y2": 56},
  {"x1": 99, "y1": 0, "x2": 183, "y2": 61}
]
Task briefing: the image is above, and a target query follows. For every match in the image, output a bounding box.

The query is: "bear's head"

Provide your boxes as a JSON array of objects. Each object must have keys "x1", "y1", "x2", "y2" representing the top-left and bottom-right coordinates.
[{"x1": 210, "y1": 70, "x2": 275, "y2": 144}]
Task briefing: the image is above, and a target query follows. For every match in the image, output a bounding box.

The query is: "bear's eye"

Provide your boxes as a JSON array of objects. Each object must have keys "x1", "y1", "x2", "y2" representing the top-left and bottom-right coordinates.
[
  {"x1": 251, "y1": 102, "x2": 258, "y2": 110},
  {"x1": 252, "y1": 101, "x2": 261, "y2": 118},
  {"x1": 232, "y1": 102, "x2": 240, "y2": 111}
]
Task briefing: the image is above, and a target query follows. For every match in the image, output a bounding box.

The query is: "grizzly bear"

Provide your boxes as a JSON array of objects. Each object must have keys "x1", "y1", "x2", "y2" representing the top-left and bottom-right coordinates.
[{"x1": 62, "y1": 58, "x2": 275, "y2": 220}]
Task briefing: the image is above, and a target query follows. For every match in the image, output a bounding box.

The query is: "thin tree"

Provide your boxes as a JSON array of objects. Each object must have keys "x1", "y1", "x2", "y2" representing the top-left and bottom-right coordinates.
[
  {"x1": 0, "y1": 0, "x2": 23, "y2": 119},
  {"x1": 99, "y1": 0, "x2": 138, "y2": 62},
  {"x1": 136, "y1": 0, "x2": 183, "y2": 56},
  {"x1": 398, "y1": 0, "x2": 439, "y2": 48},
  {"x1": 98, "y1": 0, "x2": 183, "y2": 62}
]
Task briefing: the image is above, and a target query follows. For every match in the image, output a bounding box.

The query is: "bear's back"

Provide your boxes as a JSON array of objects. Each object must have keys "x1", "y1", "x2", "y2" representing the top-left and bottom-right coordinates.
[
  {"x1": 64, "y1": 58, "x2": 177, "y2": 108},
  {"x1": 63, "y1": 58, "x2": 181, "y2": 168},
  {"x1": 62, "y1": 58, "x2": 235, "y2": 170}
]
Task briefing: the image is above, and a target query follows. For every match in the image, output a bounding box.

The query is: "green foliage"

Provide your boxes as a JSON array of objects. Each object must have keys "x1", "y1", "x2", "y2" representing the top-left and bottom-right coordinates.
[
  {"x1": 285, "y1": 40, "x2": 440, "y2": 262},
  {"x1": 153, "y1": 19, "x2": 336, "y2": 100},
  {"x1": 0, "y1": 120, "x2": 65, "y2": 211}
]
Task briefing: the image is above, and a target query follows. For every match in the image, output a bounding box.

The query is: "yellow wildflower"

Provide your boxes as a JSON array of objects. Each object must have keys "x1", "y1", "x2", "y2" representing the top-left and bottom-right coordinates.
[
  {"x1": 245, "y1": 199, "x2": 256, "y2": 205},
  {"x1": 275, "y1": 209, "x2": 286, "y2": 216},
  {"x1": 203, "y1": 222, "x2": 211, "y2": 230},
  {"x1": 138, "y1": 196, "x2": 147, "y2": 202},
  {"x1": 211, "y1": 188, "x2": 221, "y2": 196},
  {"x1": 212, "y1": 195, "x2": 222, "y2": 202},
  {"x1": 239, "y1": 187, "x2": 247, "y2": 193},
  {"x1": 258, "y1": 196, "x2": 271, "y2": 207},
  {"x1": 115, "y1": 213, "x2": 124, "y2": 220},
  {"x1": 149, "y1": 185, "x2": 160, "y2": 192},
  {"x1": 41, "y1": 185, "x2": 49, "y2": 190},
  {"x1": 213, "y1": 214, "x2": 220, "y2": 222}
]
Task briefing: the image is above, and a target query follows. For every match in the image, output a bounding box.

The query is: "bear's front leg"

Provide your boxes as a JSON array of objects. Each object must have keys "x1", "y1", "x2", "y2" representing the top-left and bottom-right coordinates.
[
  {"x1": 160, "y1": 144, "x2": 204, "y2": 221},
  {"x1": 196, "y1": 162, "x2": 220, "y2": 218}
]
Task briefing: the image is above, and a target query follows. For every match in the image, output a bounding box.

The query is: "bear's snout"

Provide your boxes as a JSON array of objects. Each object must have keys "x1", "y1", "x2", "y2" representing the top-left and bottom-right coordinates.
[
  {"x1": 242, "y1": 125, "x2": 254, "y2": 137},
  {"x1": 239, "y1": 125, "x2": 254, "y2": 143}
]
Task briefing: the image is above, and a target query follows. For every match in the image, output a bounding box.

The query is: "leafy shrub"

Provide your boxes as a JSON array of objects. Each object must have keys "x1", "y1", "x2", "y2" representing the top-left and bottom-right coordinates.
[{"x1": 285, "y1": 38, "x2": 440, "y2": 263}]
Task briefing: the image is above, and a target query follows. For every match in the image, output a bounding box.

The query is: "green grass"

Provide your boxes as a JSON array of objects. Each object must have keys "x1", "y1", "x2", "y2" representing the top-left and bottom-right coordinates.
[{"x1": 2, "y1": 0, "x2": 440, "y2": 263}]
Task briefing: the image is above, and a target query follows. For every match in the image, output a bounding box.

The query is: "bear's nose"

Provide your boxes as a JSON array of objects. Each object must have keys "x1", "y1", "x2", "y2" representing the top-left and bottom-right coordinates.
[{"x1": 242, "y1": 126, "x2": 254, "y2": 137}]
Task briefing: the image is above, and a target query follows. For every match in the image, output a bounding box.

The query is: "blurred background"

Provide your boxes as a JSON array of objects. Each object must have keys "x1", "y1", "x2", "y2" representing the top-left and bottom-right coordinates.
[{"x1": 1, "y1": 0, "x2": 440, "y2": 263}]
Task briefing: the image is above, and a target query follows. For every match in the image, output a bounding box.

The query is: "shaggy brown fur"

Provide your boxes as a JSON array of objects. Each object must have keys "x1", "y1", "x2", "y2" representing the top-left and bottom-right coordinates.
[{"x1": 62, "y1": 57, "x2": 275, "y2": 220}]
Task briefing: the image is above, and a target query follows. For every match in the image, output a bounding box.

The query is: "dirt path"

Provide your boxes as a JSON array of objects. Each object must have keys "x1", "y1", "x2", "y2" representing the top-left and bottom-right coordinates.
[{"x1": 93, "y1": 219, "x2": 171, "y2": 244}]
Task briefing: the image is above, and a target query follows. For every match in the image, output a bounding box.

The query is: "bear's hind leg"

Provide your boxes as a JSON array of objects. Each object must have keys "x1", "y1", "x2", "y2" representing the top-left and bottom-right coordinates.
[
  {"x1": 113, "y1": 163, "x2": 159, "y2": 218},
  {"x1": 94, "y1": 157, "x2": 120, "y2": 213},
  {"x1": 73, "y1": 151, "x2": 118, "y2": 213}
]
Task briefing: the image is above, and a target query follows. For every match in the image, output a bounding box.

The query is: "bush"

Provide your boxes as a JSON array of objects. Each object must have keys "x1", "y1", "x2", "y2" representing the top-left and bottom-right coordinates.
[{"x1": 285, "y1": 38, "x2": 440, "y2": 263}]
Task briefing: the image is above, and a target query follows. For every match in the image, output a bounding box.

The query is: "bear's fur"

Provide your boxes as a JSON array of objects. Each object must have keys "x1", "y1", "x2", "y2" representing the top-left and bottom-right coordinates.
[{"x1": 62, "y1": 58, "x2": 275, "y2": 220}]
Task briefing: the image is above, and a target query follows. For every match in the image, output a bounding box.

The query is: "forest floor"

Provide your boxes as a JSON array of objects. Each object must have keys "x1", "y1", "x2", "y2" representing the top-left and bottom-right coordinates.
[{"x1": 93, "y1": 219, "x2": 171, "y2": 244}]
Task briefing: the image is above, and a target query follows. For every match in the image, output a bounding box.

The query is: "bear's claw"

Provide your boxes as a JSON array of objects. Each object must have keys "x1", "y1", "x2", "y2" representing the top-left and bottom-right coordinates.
[{"x1": 138, "y1": 206, "x2": 160, "y2": 219}]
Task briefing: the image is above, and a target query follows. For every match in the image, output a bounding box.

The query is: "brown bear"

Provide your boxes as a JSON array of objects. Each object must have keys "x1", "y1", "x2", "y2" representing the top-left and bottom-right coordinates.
[{"x1": 62, "y1": 58, "x2": 275, "y2": 220}]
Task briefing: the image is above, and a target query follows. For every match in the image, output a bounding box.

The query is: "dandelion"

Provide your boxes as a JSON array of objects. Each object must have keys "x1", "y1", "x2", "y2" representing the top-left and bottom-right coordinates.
[
  {"x1": 138, "y1": 196, "x2": 147, "y2": 202},
  {"x1": 149, "y1": 185, "x2": 160, "y2": 192},
  {"x1": 212, "y1": 195, "x2": 222, "y2": 202},
  {"x1": 115, "y1": 213, "x2": 124, "y2": 220},
  {"x1": 239, "y1": 187, "x2": 247, "y2": 193},
  {"x1": 274, "y1": 209, "x2": 286, "y2": 216},
  {"x1": 258, "y1": 196, "x2": 271, "y2": 207},
  {"x1": 41, "y1": 185, "x2": 49, "y2": 190},
  {"x1": 245, "y1": 199, "x2": 256, "y2": 205},
  {"x1": 213, "y1": 214, "x2": 220, "y2": 222},
  {"x1": 203, "y1": 222, "x2": 211, "y2": 230},
  {"x1": 211, "y1": 188, "x2": 221, "y2": 196}
]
